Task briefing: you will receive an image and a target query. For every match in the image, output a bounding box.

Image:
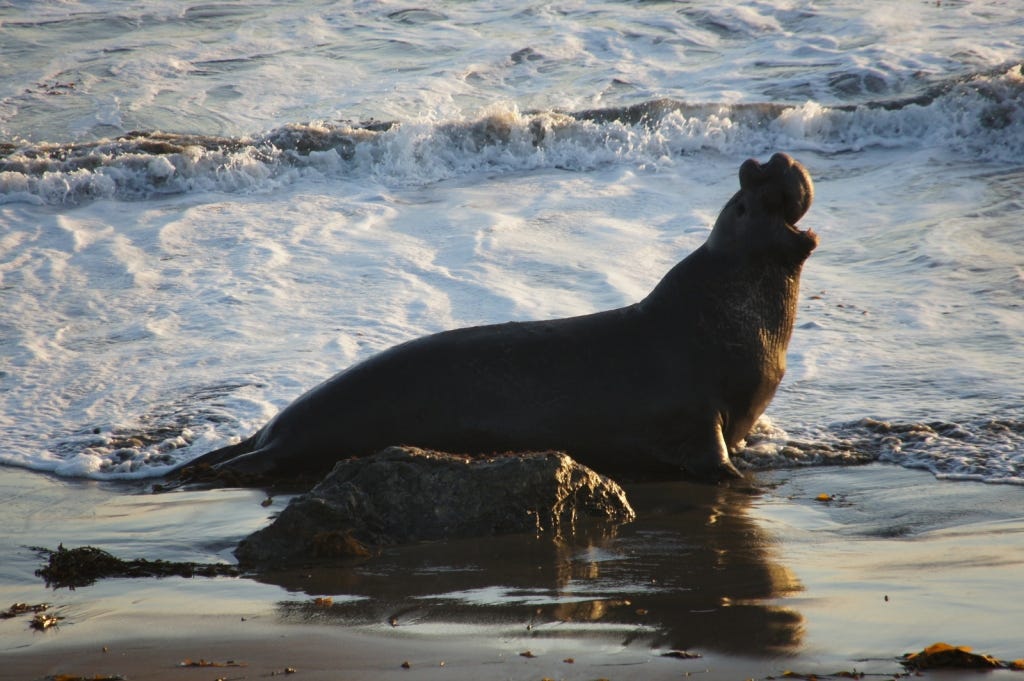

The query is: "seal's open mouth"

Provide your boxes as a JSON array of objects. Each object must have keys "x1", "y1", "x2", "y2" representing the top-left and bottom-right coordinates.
[{"x1": 739, "y1": 152, "x2": 815, "y2": 229}]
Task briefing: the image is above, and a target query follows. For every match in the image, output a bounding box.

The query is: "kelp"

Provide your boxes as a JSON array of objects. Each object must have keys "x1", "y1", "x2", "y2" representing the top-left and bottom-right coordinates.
[
  {"x1": 34, "y1": 545, "x2": 239, "y2": 588},
  {"x1": 1, "y1": 602, "x2": 50, "y2": 618}
]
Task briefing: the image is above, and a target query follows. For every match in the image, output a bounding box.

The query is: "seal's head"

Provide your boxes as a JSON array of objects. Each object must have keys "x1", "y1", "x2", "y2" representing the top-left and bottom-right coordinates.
[{"x1": 707, "y1": 152, "x2": 818, "y2": 265}]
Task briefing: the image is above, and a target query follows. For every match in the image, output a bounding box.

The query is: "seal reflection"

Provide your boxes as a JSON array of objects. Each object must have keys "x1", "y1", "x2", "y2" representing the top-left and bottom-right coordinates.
[{"x1": 263, "y1": 480, "x2": 803, "y2": 657}]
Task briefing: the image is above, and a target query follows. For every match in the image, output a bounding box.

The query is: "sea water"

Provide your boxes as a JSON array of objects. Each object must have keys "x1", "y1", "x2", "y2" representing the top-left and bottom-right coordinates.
[{"x1": 1, "y1": 1, "x2": 1022, "y2": 484}]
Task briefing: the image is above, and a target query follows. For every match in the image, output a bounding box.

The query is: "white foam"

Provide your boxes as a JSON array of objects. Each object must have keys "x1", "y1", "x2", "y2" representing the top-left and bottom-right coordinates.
[{"x1": 5, "y1": 66, "x2": 1024, "y2": 206}]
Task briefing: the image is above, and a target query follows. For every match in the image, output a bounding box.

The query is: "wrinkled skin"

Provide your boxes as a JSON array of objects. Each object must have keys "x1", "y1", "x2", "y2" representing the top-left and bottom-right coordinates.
[{"x1": 184, "y1": 153, "x2": 817, "y2": 485}]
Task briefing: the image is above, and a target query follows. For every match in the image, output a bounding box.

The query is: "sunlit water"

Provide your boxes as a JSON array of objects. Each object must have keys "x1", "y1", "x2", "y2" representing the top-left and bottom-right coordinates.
[{"x1": 1, "y1": 1, "x2": 1022, "y2": 484}]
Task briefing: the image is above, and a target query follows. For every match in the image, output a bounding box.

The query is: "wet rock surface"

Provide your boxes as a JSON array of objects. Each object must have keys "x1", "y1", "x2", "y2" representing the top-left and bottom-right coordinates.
[{"x1": 235, "y1": 446, "x2": 635, "y2": 567}]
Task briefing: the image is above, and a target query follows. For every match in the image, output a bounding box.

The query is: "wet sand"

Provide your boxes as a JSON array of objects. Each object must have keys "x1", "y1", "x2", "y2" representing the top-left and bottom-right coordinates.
[{"x1": 3, "y1": 463, "x2": 1023, "y2": 681}]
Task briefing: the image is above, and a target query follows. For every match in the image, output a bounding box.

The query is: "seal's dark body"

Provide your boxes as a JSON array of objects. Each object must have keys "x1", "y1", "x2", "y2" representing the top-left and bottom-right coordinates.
[{"x1": 189, "y1": 153, "x2": 817, "y2": 482}]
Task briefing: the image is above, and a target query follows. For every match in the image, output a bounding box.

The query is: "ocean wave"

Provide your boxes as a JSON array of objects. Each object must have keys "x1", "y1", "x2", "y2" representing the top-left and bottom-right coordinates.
[
  {"x1": 2, "y1": 65, "x2": 1020, "y2": 206},
  {"x1": 20, "y1": 381, "x2": 266, "y2": 480},
  {"x1": 737, "y1": 416, "x2": 1024, "y2": 486}
]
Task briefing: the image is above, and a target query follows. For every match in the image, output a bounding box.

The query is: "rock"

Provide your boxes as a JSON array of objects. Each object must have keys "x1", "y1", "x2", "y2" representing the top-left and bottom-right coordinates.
[{"x1": 235, "y1": 446, "x2": 635, "y2": 566}]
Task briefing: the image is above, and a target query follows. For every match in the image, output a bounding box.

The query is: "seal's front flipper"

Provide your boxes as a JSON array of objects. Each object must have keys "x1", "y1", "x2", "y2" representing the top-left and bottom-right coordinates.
[{"x1": 681, "y1": 420, "x2": 743, "y2": 482}]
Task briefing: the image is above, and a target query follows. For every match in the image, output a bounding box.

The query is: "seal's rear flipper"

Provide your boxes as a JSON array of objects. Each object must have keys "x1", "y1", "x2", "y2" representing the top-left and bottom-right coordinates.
[
  {"x1": 178, "y1": 436, "x2": 256, "y2": 472},
  {"x1": 208, "y1": 445, "x2": 286, "y2": 477},
  {"x1": 166, "y1": 438, "x2": 285, "y2": 489}
]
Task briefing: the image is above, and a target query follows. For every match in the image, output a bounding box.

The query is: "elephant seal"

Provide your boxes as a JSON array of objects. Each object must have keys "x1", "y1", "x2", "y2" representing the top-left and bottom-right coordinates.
[{"x1": 185, "y1": 153, "x2": 816, "y2": 484}]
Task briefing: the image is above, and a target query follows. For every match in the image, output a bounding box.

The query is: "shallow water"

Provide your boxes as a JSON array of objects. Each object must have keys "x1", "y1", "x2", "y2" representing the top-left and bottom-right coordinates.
[
  {"x1": 5, "y1": 464, "x2": 1024, "y2": 679},
  {"x1": 260, "y1": 479, "x2": 804, "y2": 657},
  {"x1": 1, "y1": 2, "x2": 1022, "y2": 484},
  {"x1": 0, "y1": 466, "x2": 845, "y2": 660}
]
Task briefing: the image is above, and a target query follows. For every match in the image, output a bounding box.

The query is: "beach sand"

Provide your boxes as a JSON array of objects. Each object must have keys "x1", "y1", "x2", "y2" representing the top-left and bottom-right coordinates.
[{"x1": 3, "y1": 463, "x2": 1023, "y2": 681}]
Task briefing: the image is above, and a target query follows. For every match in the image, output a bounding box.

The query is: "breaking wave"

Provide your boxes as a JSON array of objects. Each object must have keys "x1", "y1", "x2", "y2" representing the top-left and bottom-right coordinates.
[
  {"x1": 2, "y1": 65, "x2": 1021, "y2": 206},
  {"x1": 738, "y1": 416, "x2": 1024, "y2": 486}
]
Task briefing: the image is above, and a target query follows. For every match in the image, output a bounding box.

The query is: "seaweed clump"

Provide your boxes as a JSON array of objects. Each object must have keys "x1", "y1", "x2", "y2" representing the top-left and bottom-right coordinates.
[{"x1": 34, "y1": 545, "x2": 240, "y2": 589}]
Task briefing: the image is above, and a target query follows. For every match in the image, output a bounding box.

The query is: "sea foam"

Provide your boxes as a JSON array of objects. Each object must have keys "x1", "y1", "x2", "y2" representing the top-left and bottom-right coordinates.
[{"x1": 3, "y1": 65, "x2": 1021, "y2": 206}]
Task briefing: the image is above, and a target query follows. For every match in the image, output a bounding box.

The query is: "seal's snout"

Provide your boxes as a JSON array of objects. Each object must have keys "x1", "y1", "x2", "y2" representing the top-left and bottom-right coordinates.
[
  {"x1": 739, "y1": 152, "x2": 813, "y2": 226},
  {"x1": 739, "y1": 152, "x2": 798, "y2": 189}
]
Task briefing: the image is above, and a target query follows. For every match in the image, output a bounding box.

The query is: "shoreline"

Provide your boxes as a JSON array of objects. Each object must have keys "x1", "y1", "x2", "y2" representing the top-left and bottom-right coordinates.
[{"x1": 3, "y1": 463, "x2": 1023, "y2": 680}]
